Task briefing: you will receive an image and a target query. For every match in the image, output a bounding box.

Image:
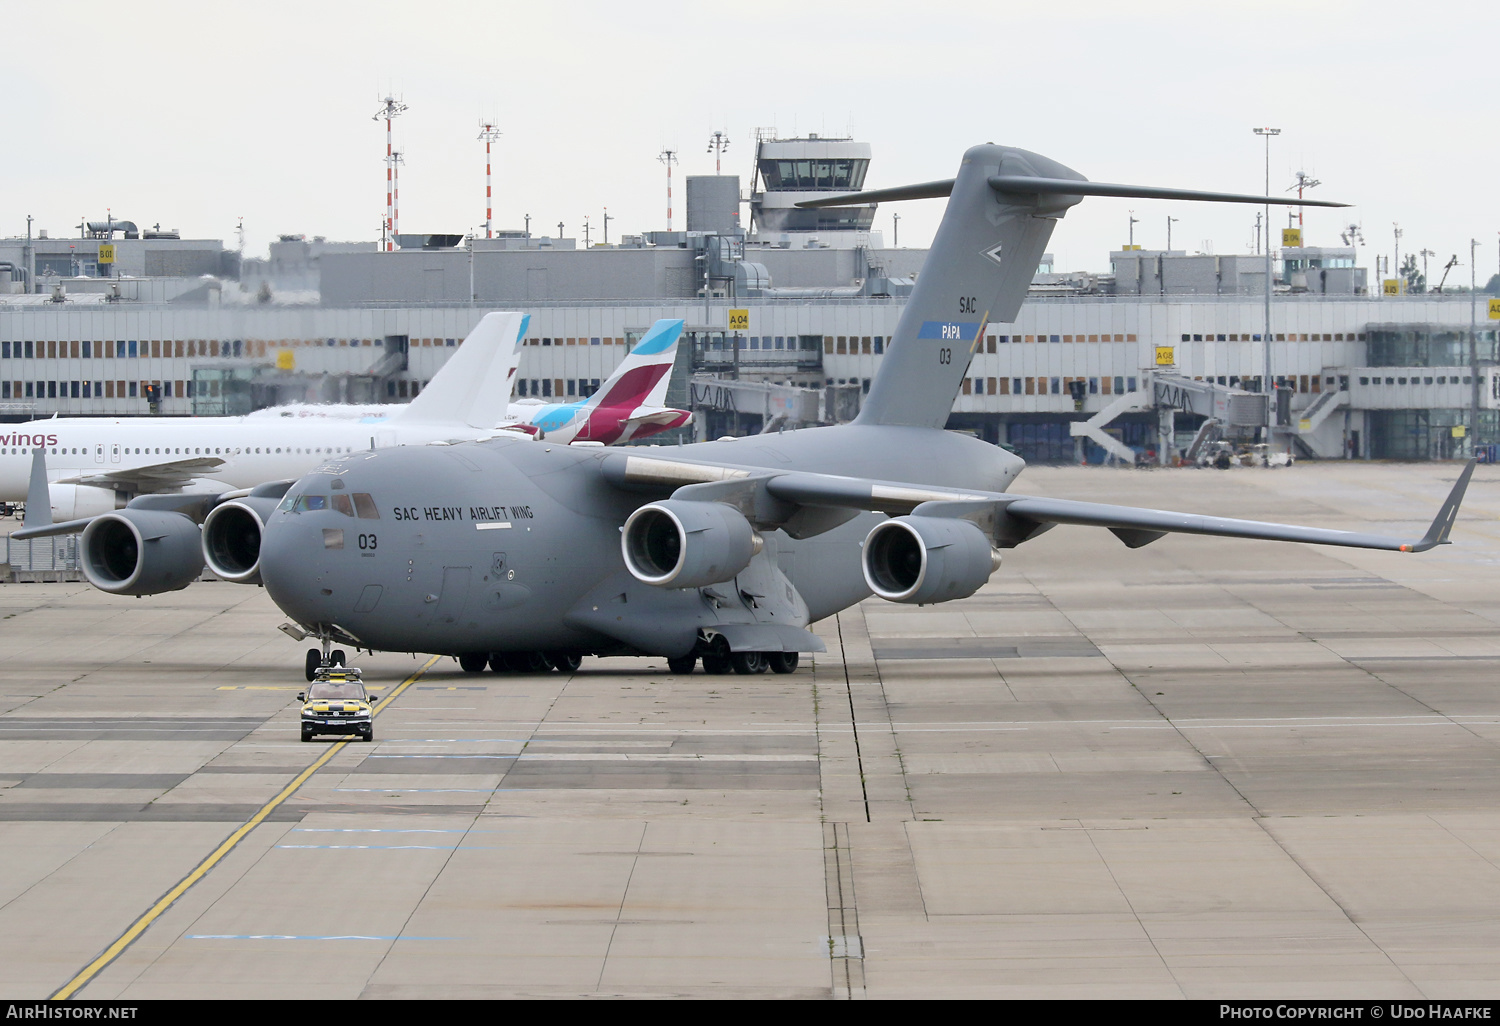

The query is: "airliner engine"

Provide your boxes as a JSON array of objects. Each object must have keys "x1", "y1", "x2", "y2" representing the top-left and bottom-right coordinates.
[
  {"x1": 202, "y1": 497, "x2": 282, "y2": 585},
  {"x1": 861, "y1": 515, "x2": 1001, "y2": 604},
  {"x1": 80, "y1": 510, "x2": 203, "y2": 596},
  {"x1": 47, "y1": 484, "x2": 125, "y2": 521},
  {"x1": 621, "y1": 500, "x2": 762, "y2": 589}
]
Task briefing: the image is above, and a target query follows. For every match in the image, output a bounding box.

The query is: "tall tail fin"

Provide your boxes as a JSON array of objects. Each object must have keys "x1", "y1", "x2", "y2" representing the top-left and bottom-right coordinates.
[
  {"x1": 394, "y1": 311, "x2": 527, "y2": 429},
  {"x1": 592, "y1": 318, "x2": 684, "y2": 409},
  {"x1": 811, "y1": 144, "x2": 1351, "y2": 429},
  {"x1": 848, "y1": 146, "x2": 1080, "y2": 428}
]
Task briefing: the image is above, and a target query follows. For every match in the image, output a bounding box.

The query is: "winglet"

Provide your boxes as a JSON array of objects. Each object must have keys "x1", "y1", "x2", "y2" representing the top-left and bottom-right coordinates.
[
  {"x1": 1405, "y1": 459, "x2": 1476, "y2": 552},
  {"x1": 23, "y1": 447, "x2": 51, "y2": 529}
]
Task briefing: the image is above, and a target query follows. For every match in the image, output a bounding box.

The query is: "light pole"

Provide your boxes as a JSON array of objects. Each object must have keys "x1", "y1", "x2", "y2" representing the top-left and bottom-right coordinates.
[
  {"x1": 706, "y1": 131, "x2": 730, "y2": 175},
  {"x1": 1472, "y1": 238, "x2": 1480, "y2": 455},
  {"x1": 1166, "y1": 216, "x2": 1179, "y2": 253},
  {"x1": 1128, "y1": 211, "x2": 1139, "y2": 247},
  {"x1": 1253, "y1": 126, "x2": 1281, "y2": 423},
  {"x1": 1393, "y1": 223, "x2": 1403, "y2": 291},
  {"x1": 893, "y1": 212, "x2": 900, "y2": 247}
]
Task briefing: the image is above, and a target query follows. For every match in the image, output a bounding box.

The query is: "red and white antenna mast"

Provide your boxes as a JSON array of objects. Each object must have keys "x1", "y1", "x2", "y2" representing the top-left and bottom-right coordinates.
[
  {"x1": 373, "y1": 95, "x2": 408, "y2": 252},
  {"x1": 478, "y1": 120, "x2": 502, "y2": 239},
  {"x1": 706, "y1": 131, "x2": 730, "y2": 175},
  {"x1": 391, "y1": 149, "x2": 405, "y2": 247},
  {"x1": 657, "y1": 149, "x2": 678, "y2": 230},
  {"x1": 1286, "y1": 170, "x2": 1321, "y2": 229}
]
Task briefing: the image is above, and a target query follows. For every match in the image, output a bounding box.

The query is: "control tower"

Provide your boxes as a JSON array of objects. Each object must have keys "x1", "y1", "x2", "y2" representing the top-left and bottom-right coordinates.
[{"x1": 749, "y1": 133, "x2": 875, "y2": 234}]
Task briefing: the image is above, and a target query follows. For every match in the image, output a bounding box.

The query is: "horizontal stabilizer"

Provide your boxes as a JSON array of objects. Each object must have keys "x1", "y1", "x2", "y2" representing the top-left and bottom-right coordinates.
[
  {"x1": 987, "y1": 175, "x2": 1350, "y2": 208},
  {"x1": 799, "y1": 174, "x2": 1349, "y2": 210},
  {"x1": 796, "y1": 180, "x2": 956, "y2": 208}
]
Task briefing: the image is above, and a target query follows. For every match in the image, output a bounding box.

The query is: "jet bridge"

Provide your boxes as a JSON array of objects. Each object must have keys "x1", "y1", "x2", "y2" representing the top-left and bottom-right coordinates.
[{"x1": 1069, "y1": 372, "x2": 1269, "y2": 466}]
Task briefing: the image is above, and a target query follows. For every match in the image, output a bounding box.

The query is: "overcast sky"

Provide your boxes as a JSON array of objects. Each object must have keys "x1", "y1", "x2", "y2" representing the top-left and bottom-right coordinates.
[{"x1": 7, "y1": 0, "x2": 1498, "y2": 280}]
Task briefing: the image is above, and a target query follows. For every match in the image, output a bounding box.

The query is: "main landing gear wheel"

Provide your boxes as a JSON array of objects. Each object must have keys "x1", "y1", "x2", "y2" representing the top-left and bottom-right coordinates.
[
  {"x1": 487, "y1": 652, "x2": 510, "y2": 673},
  {"x1": 768, "y1": 651, "x2": 799, "y2": 674},
  {"x1": 667, "y1": 654, "x2": 697, "y2": 675},
  {"x1": 501, "y1": 651, "x2": 550, "y2": 674},
  {"x1": 730, "y1": 651, "x2": 768, "y2": 675},
  {"x1": 330, "y1": 650, "x2": 347, "y2": 667},
  {"x1": 458, "y1": 652, "x2": 489, "y2": 673},
  {"x1": 700, "y1": 636, "x2": 733, "y2": 675},
  {"x1": 544, "y1": 652, "x2": 582, "y2": 673},
  {"x1": 304, "y1": 649, "x2": 321, "y2": 682}
]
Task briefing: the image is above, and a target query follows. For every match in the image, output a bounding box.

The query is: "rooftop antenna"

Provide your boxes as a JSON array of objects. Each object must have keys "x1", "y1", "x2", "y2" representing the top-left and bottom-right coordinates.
[
  {"x1": 1128, "y1": 210, "x2": 1139, "y2": 247},
  {"x1": 235, "y1": 217, "x2": 245, "y2": 254},
  {"x1": 478, "y1": 120, "x2": 502, "y2": 239},
  {"x1": 582, "y1": 215, "x2": 591, "y2": 248},
  {"x1": 373, "y1": 95, "x2": 408, "y2": 252},
  {"x1": 658, "y1": 149, "x2": 678, "y2": 230},
  {"x1": 1339, "y1": 223, "x2": 1363, "y2": 247},
  {"x1": 603, "y1": 207, "x2": 612, "y2": 246},
  {"x1": 1286, "y1": 171, "x2": 1321, "y2": 228},
  {"x1": 1394, "y1": 223, "x2": 1403, "y2": 287},
  {"x1": 707, "y1": 131, "x2": 730, "y2": 175}
]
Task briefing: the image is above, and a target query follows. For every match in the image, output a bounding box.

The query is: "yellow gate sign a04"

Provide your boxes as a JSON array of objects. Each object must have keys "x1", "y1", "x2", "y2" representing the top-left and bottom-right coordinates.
[{"x1": 727, "y1": 308, "x2": 749, "y2": 331}]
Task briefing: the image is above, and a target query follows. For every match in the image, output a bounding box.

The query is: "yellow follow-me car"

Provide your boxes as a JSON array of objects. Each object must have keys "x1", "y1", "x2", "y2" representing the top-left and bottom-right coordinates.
[{"x1": 298, "y1": 667, "x2": 377, "y2": 742}]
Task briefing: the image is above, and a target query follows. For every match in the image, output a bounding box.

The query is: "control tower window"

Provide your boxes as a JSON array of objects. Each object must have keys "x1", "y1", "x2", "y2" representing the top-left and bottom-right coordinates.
[{"x1": 761, "y1": 158, "x2": 869, "y2": 191}]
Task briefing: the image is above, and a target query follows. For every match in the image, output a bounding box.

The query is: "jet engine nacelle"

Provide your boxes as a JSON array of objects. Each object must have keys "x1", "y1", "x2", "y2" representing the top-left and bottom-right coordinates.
[
  {"x1": 861, "y1": 515, "x2": 1001, "y2": 604},
  {"x1": 80, "y1": 510, "x2": 203, "y2": 596},
  {"x1": 621, "y1": 499, "x2": 762, "y2": 589},
  {"x1": 202, "y1": 497, "x2": 282, "y2": 585},
  {"x1": 48, "y1": 484, "x2": 126, "y2": 522}
]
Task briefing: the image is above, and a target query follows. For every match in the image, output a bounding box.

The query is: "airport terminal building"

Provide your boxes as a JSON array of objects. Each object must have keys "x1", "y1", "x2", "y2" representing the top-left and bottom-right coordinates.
[{"x1": 1, "y1": 135, "x2": 1494, "y2": 463}]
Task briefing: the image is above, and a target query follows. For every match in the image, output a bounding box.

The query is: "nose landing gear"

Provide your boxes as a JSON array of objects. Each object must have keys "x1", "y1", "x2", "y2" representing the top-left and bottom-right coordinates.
[{"x1": 303, "y1": 637, "x2": 348, "y2": 682}]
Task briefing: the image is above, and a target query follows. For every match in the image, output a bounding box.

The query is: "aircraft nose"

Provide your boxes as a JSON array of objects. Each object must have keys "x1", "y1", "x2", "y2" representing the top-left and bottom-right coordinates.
[{"x1": 260, "y1": 505, "x2": 339, "y2": 627}]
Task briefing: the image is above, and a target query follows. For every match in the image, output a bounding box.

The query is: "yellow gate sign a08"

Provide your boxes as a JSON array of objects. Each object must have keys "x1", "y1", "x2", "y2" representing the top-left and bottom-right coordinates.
[
  {"x1": 727, "y1": 308, "x2": 749, "y2": 331},
  {"x1": 1489, "y1": 298, "x2": 1500, "y2": 320},
  {"x1": 1155, "y1": 346, "x2": 1175, "y2": 366}
]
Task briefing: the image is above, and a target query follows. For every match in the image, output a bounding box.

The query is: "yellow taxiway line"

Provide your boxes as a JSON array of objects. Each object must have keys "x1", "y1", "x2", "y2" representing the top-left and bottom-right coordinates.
[{"x1": 51, "y1": 655, "x2": 443, "y2": 1000}]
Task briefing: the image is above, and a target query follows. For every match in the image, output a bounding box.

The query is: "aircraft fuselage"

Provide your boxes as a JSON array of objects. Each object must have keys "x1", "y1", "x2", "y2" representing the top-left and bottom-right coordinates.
[{"x1": 259, "y1": 426, "x2": 1024, "y2": 656}]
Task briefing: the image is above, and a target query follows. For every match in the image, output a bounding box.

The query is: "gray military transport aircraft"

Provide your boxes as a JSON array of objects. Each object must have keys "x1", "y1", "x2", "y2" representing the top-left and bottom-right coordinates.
[{"x1": 32, "y1": 145, "x2": 1481, "y2": 679}]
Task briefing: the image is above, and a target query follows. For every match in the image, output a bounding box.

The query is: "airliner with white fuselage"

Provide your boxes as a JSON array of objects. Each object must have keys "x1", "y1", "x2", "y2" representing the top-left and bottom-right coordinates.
[
  {"x1": 0, "y1": 312, "x2": 528, "y2": 521},
  {"x1": 245, "y1": 319, "x2": 693, "y2": 447}
]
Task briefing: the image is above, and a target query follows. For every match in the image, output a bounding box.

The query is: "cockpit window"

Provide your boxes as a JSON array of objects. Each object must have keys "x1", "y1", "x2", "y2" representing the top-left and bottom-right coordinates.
[
  {"x1": 331, "y1": 494, "x2": 355, "y2": 517},
  {"x1": 278, "y1": 494, "x2": 329, "y2": 513},
  {"x1": 352, "y1": 493, "x2": 380, "y2": 519}
]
